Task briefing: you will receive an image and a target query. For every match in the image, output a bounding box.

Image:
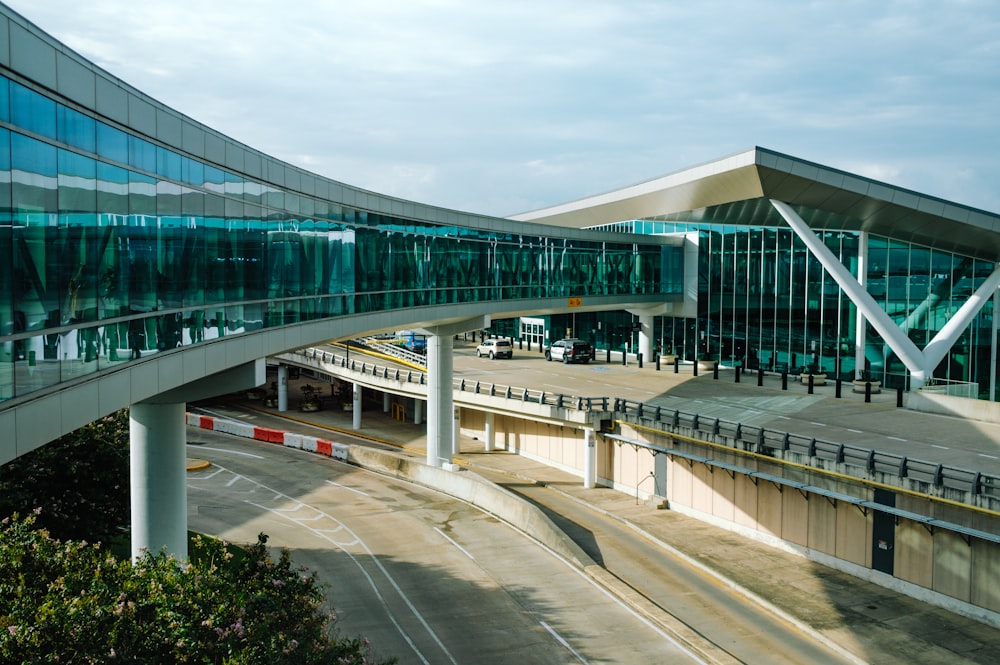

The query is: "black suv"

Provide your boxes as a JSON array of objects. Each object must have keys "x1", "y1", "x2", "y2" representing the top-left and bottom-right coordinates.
[{"x1": 545, "y1": 338, "x2": 592, "y2": 364}]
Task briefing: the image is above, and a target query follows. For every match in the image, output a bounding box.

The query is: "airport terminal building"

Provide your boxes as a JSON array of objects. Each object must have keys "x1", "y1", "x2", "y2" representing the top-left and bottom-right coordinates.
[
  {"x1": 1, "y1": 1, "x2": 1000, "y2": 409},
  {"x1": 515, "y1": 149, "x2": 1000, "y2": 399}
]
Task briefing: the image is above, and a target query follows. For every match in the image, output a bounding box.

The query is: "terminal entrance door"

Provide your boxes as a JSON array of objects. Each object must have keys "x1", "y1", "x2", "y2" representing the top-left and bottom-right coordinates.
[{"x1": 520, "y1": 317, "x2": 545, "y2": 350}]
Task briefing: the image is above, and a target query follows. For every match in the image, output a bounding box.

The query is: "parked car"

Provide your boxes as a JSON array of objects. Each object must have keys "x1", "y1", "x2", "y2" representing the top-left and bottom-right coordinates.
[
  {"x1": 477, "y1": 338, "x2": 513, "y2": 359},
  {"x1": 545, "y1": 338, "x2": 592, "y2": 364}
]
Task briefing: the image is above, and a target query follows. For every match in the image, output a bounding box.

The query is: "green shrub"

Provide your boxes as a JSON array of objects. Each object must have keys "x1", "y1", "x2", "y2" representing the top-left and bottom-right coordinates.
[{"x1": 0, "y1": 513, "x2": 394, "y2": 664}]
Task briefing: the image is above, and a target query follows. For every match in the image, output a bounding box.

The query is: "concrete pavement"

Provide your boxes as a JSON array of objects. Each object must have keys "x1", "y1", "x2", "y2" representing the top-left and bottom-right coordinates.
[{"x1": 193, "y1": 382, "x2": 1000, "y2": 665}]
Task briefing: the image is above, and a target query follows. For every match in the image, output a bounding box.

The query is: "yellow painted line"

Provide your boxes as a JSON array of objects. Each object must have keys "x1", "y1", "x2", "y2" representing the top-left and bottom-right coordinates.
[
  {"x1": 619, "y1": 419, "x2": 1000, "y2": 519},
  {"x1": 326, "y1": 342, "x2": 426, "y2": 372}
]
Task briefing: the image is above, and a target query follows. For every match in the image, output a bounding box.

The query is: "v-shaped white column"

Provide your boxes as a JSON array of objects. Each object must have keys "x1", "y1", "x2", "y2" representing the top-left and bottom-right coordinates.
[{"x1": 771, "y1": 199, "x2": 1000, "y2": 388}]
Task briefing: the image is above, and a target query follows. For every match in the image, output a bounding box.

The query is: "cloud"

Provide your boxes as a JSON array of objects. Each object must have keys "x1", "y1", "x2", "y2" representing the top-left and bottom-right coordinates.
[{"x1": 6, "y1": 0, "x2": 1000, "y2": 215}]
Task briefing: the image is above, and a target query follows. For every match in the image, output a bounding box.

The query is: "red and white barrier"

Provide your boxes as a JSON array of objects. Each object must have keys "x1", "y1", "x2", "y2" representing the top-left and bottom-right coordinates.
[{"x1": 186, "y1": 412, "x2": 346, "y2": 462}]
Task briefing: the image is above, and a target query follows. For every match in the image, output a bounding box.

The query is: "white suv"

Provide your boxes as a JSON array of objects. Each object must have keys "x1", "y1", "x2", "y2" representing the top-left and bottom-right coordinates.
[
  {"x1": 476, "y1": 338, "x2": 513, "y2": 359},
  {"x1": 545, "y1": 338, "x2": 592, "y2": 364}
]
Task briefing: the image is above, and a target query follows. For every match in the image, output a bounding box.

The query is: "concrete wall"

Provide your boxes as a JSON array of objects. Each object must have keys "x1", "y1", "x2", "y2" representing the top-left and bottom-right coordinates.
[{"x1": 455, "y1": 398, "x2": 1000, "y2": 624}]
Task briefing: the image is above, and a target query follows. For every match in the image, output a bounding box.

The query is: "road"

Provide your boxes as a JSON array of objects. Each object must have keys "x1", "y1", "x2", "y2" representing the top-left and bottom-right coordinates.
[
  {"x1": 480, "y1": 471, "x2": 854, "y2": 665},
  {"x1": 186, "y1": 427, "x2": 708, "y2": 665},
  {"x1": 448, "y1": 340, "x2": 1000, "y2": 477},
  {"x1": 186, "y1": 424, "x2": 858, "y2": 664}
]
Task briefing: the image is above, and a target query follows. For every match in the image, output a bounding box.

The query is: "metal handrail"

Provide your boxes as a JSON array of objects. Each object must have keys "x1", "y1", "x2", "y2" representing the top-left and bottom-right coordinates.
[
  {"x1": 614, "y1": 397, "x2": 994, "y2": 499},
  {"x1": 288, "y1": 347, "x2": 996, "y2": 501}
]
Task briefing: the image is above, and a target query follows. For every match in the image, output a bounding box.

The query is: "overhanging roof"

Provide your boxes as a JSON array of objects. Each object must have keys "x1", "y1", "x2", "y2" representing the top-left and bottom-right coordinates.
[{"x1": 511, "y1": 147, "x2": 1000, "y2": 261}]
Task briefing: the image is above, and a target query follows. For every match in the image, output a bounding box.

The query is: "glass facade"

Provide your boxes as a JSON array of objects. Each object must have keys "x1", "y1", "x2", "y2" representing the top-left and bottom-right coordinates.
[
  {"x1": 597, "y1": 217, "x2": 997, "y2": 397},
  {"x1": 0, "y1": 74, "x2": 678, "y2": 402}
]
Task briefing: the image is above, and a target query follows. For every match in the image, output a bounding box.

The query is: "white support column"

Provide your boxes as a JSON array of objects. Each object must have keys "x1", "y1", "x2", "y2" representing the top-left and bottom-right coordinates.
[
  {"x1": 921, "y1": 265, "x2": 1000, "y2": 375},
  {"x1": 420, "y1": 315, "x2": 490, "y2": 468},
  {"x1": 452, "y1": 406, "x2": 460, "y2": 455},
  {"x1": 855, "y1": 232, "x2": 868, "y2": 377},
  {"x1": 583, "y1": 427, "x2": 597, "y2": 489},
  {"x1": 130, "y1": 402, "x2": 187, "y2": 561},
  {"x1": 484, "y1": 412, "x2": 495, "y2": 452},
  {"x1": 992, "y1": 291, "x2": 999, "y2": 402},
  {"x1": 414, "y1": 398, "x2": 423, "y2": 426},
  {"x1": 352, "y1": 383, "x2": 362, "y2": 430},
  {"x1": 277, "y1": 365, "x2": 288, "y2": 412},
  {"x1": 637, "y1": 314, "x2": 654, "y2": 363},
  {"x1": 771, "y1": 199, "x2": 927, "y2": 383},
  {"x1": 426, "y1": 333, "x2": 454, "y2": 467},
  {"x1": 383, "y1": 392, "x2": 390, "y2": 413},
  {"x1": 627, "y1": 306, "x2": 669, "y2": 365}
]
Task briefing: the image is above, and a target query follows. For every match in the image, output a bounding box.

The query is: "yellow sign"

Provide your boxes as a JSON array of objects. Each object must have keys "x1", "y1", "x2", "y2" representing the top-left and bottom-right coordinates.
[{"x1": 568, "y1": 297, "x2": 582, "y2": 307}]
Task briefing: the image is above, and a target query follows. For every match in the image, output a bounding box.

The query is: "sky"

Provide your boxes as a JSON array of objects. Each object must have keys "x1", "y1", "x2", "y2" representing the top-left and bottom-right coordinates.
[{"x1": 6, "y1": 1, "x2": 1000, "y2": 218}]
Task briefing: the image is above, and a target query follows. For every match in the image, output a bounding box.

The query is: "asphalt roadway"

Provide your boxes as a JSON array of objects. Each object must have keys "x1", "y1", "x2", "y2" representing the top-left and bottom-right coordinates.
[{"x1": 192, "y1": 340, "x2": 1000, "y2": 664}]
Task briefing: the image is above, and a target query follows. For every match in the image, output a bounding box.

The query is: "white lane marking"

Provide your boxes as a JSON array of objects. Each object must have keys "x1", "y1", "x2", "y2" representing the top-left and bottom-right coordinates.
[
  {"x1": 847, "y1": 429, "x2": 863, "y2": 434},
  {"x1": 778, "y1": 415, "x2": 791, "y2": 420},
  {"x1": 979, "y1": 454, "x2": 999, "y2": 460},
  {"x1": 434, "y1": 527, "x2": 475, "y2": 561},
  {"x1": 810, "y1": 422, "x2": 827, "y2": 427},
  {"x1": 887, "y1": 436, "x2": 907, "y2": 442},
  {"x1": 326, "y1": 479, "x2": 370, "y2": 496},
  {"x1": 225, "y1": 475, "x2": 241, "y2": 487},
  {"x1": 931, "y1": 445, "x2": 950, "y2": 450},
  {"x1": 224, "y1": 467, "x2": 457, "y2": 665},
  {"x1": 540, "y1": 621, "x2": 589, "y2": 664},
  {"x1": 189, "y1": 445, "x2": 264, "y2": 459},
  {"x1": 491, "y1": 521, "x2": 708, "y2": 664}
]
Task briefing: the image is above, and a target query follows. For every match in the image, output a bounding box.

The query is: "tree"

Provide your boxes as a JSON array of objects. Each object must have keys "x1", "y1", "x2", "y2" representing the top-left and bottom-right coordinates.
[
  {"x1": 0, "y1": 409, "x2": 130, "y2": 544},
  {"x1": 0, "y1": 513, "x2": 394, "y2": 664}
]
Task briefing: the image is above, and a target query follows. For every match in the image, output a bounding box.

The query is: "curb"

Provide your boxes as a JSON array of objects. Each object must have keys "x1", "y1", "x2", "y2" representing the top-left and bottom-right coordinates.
[{"x1": 187, "y1": 409, "x2": 860, "y2": 665}]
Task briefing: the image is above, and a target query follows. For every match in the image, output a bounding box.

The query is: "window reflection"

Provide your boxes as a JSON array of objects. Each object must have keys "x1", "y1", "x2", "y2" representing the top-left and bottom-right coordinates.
[{"x1": 0, "y1": 73, "x2": 670, "y2": 402}]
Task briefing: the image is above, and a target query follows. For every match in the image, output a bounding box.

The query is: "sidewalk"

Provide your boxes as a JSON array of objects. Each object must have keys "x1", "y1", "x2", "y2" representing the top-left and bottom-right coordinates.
[{"x1": 195, "y1": 391, "x2": 1000, "y2": 665}]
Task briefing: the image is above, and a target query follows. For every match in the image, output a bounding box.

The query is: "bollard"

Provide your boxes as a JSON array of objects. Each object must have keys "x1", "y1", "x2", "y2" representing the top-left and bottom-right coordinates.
[
  {"x1": 519, "y1": 339, "x2": 523, "y2": 350},
  {"x1": 713, "y1": 362, "x2": 719, "y2": 380},
  {"x1": 527, "y1": 339, "x2": 531, "y2": 352},
  {"x1": 835, "y1": 378, "x2": 841, "y2": 398},
  {"x1": 655, "y1": 353, "x2": 661, "y2": 371},
  {"x1": 607, "y1": 347, "x2": 611, "y2": 363},
  {"x1": 781, "y1": 371, "x2": 788, "y2": 390},
  {"x1": 757, "y1": 368, "x2": 763, "y2": 387},
  {"x1": 808, "y1": 373, "x2": 814, "y2": 394},
  {"x1": 693, "y1": 359, "x2": 699, "y2": 376},
  {"x1": 638, "y1": 352, "x2": 643, "y2": 369},
  {"x1": 674, "y1": 356, "x2": 679, "y2": 374},
  {"x1": 622, "y1": 350, "x2": 626, "y2": 366},
  {"x1": 735, "y1": 366, "x2": 740, "y2": 383},
  {"x1": 896, "y1": 384, "x2": 903, "y2": 408},
  {"x1": 865, "y1": 381, "x2": 872, "y2": 403}
]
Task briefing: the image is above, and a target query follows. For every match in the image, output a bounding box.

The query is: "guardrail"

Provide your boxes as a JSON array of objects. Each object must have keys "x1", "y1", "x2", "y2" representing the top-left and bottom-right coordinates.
[
  {"x1": 283, "y1": 347, "x2": 998, "y2": 504},
  {"x1": 613, "y1": 397, "x2": 999, "y2": 500},
  {"x1": 293, "y1": 347, "x2": 610, "y2": 411}
]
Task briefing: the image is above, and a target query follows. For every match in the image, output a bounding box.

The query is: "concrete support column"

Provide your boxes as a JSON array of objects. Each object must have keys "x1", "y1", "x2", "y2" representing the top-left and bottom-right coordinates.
[
  {"x1": 583, "y1": 427, "x2": 597, "y2": 489},
  {"x1": 426, "y1": 333, "x2": 455, "y2": 467},
  {"x1": 277, "y1": 364, "x2": 288, "y2": 412},
  {"x1": 452, "y1": 406, "x2": 460, "y2": 455},
  {"x1": 130, "y1": 402, "x2": 187, "y2": 561},
  {"x1": 352, "y1": 383, "x2": 362, "y2": 429},
  {"x1": 484, "y1": 412, "x2": 495, "y2": 452},
  {"x1": 383, "y1": 392, "x2": 391, "y2": 413},
  {"x1": 414, "y1": 398, "x2": 423, "y2": 426},
  {"x1": 637, "y1": 314, "x2": 654, "y2": 363},
  {"x1": 855, "y1": 232, "x2": 868, "y2": 377},
  {"x1": 993, "y1": 291, "x2": 999, "y2": 402}
]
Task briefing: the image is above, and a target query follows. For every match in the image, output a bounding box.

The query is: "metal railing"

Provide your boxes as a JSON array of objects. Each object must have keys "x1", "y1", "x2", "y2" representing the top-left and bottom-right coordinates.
[
  {"x1": 285, "y1": 347, "x2": 998, "y2": 502},
  {"x1": 293, "y1": 347, "x2": 609, "y2": 411},
  {"x1": 613, "y1": 397, "x2": 998, "y2": 500}
]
